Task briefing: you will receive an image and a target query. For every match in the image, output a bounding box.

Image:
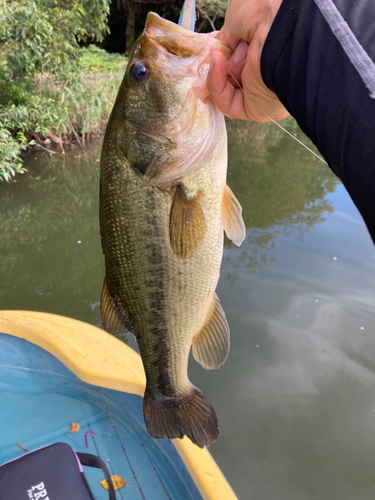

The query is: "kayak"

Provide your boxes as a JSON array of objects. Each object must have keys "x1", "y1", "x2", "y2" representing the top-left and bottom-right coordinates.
[{"x1": 0, "y1": 311, "x2": 237, "y2": 500}]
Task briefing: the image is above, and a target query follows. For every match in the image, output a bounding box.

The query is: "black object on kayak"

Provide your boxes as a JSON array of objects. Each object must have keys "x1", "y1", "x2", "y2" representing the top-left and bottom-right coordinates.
[{"x1": 0, "y1": 442, "x2": 116, "y2": 500}]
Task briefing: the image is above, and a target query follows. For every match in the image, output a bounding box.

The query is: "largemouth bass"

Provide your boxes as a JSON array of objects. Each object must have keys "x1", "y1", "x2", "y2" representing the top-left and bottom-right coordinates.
[{"x1": 99, "y1": 6, "x2": 245, "y2": 448}]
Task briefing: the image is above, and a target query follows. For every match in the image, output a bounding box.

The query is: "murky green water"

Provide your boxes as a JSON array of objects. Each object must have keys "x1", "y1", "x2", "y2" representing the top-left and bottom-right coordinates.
[{"x1": 2, "y1": 119, "x2": 375, "y2": 500}]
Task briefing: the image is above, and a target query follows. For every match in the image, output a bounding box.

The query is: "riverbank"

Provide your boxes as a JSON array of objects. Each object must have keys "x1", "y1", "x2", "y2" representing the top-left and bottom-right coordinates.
[
  {"x1": 0, "y1": 46, "x2": 126, "y2": 181},
  {"x1": 26, "y1": 72, "x2": 124, "y2": 151}
]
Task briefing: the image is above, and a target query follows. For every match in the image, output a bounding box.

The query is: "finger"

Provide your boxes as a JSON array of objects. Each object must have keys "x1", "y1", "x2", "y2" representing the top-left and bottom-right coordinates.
[
  {"x1": 207, "y1": 51, "x2": 250, "y2": 121},
  {"x1": 227, "y1": 39, "x2": 248, "y2": 89}
]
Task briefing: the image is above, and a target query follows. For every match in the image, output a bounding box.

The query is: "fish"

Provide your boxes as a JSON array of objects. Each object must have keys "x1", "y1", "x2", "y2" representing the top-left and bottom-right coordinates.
[{"x1": 99, "y1": 0, "x2": 246, "y2": 448}]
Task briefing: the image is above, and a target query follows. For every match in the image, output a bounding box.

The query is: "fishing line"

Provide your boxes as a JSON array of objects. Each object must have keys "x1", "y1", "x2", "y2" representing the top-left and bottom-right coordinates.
[
  {"x1": 86, "y1": 421, "x2": 123, "y2": 499},
  {"x1": 106, "y1": 457, "x2": 125, "y2": 500},
  {"x1": 104, "y1": 405, "x2": 146, "y2": 500},
  {"x1": 119, "y1": 402, "x2": 172, "y2": 500},
  {"x1": 226, "y1": 68, "x2": 328, "y2": 165}
]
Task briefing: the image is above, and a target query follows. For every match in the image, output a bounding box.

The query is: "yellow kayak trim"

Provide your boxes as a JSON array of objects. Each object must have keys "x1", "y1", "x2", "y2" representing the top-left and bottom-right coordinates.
[{"x1": 0, "y1": 310, "x2": 238, "y2": 500}]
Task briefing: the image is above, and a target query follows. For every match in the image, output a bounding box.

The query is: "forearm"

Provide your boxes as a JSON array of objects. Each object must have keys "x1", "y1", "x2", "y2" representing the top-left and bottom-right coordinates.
[{"x1": 261, "y1": 0, "x2": 375, "y2": 240}]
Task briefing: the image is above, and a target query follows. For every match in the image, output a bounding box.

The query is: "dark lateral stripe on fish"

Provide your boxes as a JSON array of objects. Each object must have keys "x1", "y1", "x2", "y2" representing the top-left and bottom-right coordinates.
[
  {"x1": 144, "y1": 192, "x2": 162, "y2": 237},
  {"x1": 147, "y1": 323, "x2": 174, "y2": 394},
  {"x1": 138, "y1": 189, "x2": 177, "y2": 395},
  {"x1": 143, "y1": 386, "x2": 219, "y2": 448}
]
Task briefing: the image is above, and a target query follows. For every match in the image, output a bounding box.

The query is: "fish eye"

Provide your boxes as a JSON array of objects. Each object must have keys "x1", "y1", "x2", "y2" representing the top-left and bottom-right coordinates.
[{"x1": 131, "y1": 61, "x2": 149, "y2": 84}]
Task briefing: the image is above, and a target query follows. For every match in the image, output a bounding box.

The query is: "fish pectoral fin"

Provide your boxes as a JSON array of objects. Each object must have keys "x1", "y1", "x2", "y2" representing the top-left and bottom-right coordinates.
[
  {"x1": 192, "y1": 293, "x2": 230, "y2": 370},
  {"x1": 169, "y1": 185, "x2": 206, "y2": 260},
  {"x1": 100, "y1": 278, "x2": 133, "y2": 335},
  {"x1": 222, "y1": 184, "x2": 246, "y2": 246}
]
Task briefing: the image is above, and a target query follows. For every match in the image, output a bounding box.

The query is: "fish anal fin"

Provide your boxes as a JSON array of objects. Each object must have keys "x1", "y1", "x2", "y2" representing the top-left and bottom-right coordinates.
[
  {"x1": 100, "y1": 278, "x2": 133, "y2": 335},
  {"x1": 192, "y1": 293, "x2": 230, "y2": 370},
  {"x1": 169, "y1": 185, "x2": 206, "y2": 260},
  {"x1": 222, "y1": 184, "x2": 246, "y2": 246},
  {"x1": 143, "y1": 386, "x2": 219, "y2": 448}
]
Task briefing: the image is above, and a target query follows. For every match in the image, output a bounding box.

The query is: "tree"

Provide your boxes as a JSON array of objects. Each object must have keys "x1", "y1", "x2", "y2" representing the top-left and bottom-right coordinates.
[
  {"x1": 196, "y1": 0, "x2": 228, "y2": 31},
  {"x1": 105, "y1": 0, "x2": 184, "y2": 55},
  {"x1": 0, "y1": 0, "x2": 111, "y2": 101},
  {"x1": 0, "y1": 0, "x2": 112, "y2": 180}
]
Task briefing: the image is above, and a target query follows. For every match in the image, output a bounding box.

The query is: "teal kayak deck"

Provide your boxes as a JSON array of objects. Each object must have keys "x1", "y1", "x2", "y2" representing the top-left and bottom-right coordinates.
[{"x1": 0, "y1": 334, "x2": 201, "y2": 500}]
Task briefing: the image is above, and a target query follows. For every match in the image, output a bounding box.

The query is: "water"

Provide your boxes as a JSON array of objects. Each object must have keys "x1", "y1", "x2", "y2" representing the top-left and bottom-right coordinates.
[{"x1": 1, "y1": 119, "x2": 375, "y2": 500}]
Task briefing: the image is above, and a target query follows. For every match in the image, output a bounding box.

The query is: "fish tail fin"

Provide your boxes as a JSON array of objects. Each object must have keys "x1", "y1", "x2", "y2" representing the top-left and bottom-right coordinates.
[{"x1": 143, "y1": 386, "x2": 219, "y2": 448}]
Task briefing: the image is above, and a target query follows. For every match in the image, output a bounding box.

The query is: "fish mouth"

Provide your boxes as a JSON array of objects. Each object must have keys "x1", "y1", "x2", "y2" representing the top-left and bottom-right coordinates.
[
  {"x1": 144, "y1": 12, "x2": 232, "y2": 71},
  {"x1": 124, "y1": 12, "x2": 232, "y2": 185},
  {"x1": 128, "y1": 12, "x2": 232, "y2": 107},
  {"x1": 137, "y1": 12, "x2": 232, "y2": 113},
  {"x1": 146, "y1": 12, "x2": 195, "y2": 38}
]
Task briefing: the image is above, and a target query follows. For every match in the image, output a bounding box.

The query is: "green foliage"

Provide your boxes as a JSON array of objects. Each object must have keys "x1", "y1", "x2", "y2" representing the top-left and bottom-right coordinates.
[
  {"x1": 0, "y1": 0, "x2": 110, "y2": 93},
  {"x1": 1, "y1": 69, "x2": 122, "y2": 137},
  {"x1": 51, "y1": 74, "x2": 122, "y2": 138},
  {"x1": 0, "y1": 0, "x2": 121, "y2": 181},
  {"x1": 196, "y1": 0, "x2": 229, "y2": 30},
  {"x1": 78, "y1": 45, "x2": 127, "y2": 74},
  {"x1": 1, "y1": 97, "x2": 59, "y2": 136},
  {"x1": 0, "y1": 123, "x2": 28, "y2": 181},
  {"x1": 196, "y1": 0, "x2": 228, "y2": 20}
]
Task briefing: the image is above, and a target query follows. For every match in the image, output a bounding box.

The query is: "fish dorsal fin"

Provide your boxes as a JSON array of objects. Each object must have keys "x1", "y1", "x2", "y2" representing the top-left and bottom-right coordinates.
[
  {"x1": 222, "y1": 184, "x2": 246, "y2": 246},
  {"x1": 170, "y1": 185, "x2": 206, "y2": 260},
  {"x1": 100, "y1": 278, "x2": 133, "y2": 335},
  {"x1": 192, "y1": 294, "x2": 230, "y2": 370},
  {"x1": 178, "y1": 0, "x2": 196, "y2": 31}
]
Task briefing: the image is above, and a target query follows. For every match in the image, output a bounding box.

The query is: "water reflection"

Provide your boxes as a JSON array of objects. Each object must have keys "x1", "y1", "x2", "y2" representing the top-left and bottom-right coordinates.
[
  {"x1": 223, "y1": 119, "x2": 339, "y2": 277},
  {"x1": 211, "y1": 265, "x2": 375, "y2": 500},
  {"x1": 228, "y1": 120, "x2": 337, "y2": 227},
  {"x1": 0, "y1": 148, "x2": 103, "y2": 325}
]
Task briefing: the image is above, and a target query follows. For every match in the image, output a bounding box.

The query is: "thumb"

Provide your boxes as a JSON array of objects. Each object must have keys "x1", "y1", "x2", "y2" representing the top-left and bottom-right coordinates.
[{"x1": 207, "y1": 50, "x2": 250, "y2": 121}]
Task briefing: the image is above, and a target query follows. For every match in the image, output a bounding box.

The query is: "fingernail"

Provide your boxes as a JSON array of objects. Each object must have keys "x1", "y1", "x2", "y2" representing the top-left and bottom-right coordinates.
[
  {"x1": 233, "y1": 40, "x2": 248, "y2": 64},
  {"x1": 208, "y1": 51, "x2": 216, "y2": 74}
]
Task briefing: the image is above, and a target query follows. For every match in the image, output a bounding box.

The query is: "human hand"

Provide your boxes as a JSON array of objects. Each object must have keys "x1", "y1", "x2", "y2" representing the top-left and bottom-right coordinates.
[{"x1": 207, "y1": 0, "x2": 289, "y2": 123}]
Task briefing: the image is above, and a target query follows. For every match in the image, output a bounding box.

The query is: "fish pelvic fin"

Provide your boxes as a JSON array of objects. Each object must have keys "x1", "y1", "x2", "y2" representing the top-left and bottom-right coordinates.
[
  {"x1": 192, "y1": 293, "x2": 230, "y2": 370},
  {"x1": 143, "y1": 386, "x2": 219, "y2": 448},
  {"x1": 100, "y1": 277, "x2": 133, "y2": 335},
  {"x1": 169, "y1": 185, "x2": 206, "y2": 260},
  {"x1": 222, "y1": 184, "x2": 246, "y2": 246}
]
